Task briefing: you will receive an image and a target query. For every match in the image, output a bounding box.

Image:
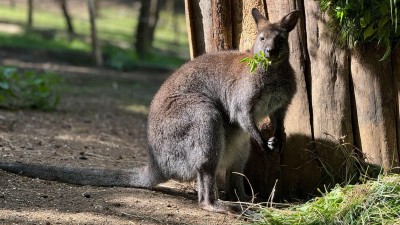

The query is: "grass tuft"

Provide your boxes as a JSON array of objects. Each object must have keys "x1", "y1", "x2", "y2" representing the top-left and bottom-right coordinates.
[{"x1": 249, "y1": 174, "x2": 400, "y2": 225}]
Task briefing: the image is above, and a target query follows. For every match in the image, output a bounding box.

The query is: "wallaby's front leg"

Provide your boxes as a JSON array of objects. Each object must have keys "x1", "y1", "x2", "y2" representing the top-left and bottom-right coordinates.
[{"x1": 237, "y1": 108, "x2": 269, "y2": 152}]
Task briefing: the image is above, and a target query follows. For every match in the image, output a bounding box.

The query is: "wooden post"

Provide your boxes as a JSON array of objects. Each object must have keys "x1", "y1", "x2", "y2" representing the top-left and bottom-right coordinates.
[
  {"x1": 351, "y1": 46, "x2": 399, "y2": 171},
  {"x1": 304, "y1": 0, "x2": 355, "y2": 183},
  {"x1": 184, "y1": 0, "x2": 239, "y2": 58},
  {"x1": 87, "y1": 0, "x2": 103, "y2": 66}
]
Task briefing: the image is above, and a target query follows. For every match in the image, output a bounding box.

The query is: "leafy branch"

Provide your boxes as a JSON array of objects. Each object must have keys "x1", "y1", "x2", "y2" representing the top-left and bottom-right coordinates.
[
  {"x1": 240, "y1": 51, "x2": 272, "y2": 73},
  {"x1": 318, "y1": 0, "x2": 399, "y2": 61}
]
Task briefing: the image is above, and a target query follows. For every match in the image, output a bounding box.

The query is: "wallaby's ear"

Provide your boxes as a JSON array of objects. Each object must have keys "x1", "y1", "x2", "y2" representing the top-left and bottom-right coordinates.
[
  {"x1": 280, "y1": 10, "x2": 301, "y2": 32},
  {"x1": 251, "y1": 8, "x2": 269, "y2": 28}
]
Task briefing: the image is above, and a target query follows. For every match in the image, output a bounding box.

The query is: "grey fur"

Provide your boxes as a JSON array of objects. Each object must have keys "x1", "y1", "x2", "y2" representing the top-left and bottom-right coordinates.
[{"x1": 0, "y1": 9, "x2": 300, "y2": 213}]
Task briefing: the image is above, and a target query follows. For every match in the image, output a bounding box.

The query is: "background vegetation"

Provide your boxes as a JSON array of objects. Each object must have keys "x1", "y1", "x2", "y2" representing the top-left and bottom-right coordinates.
[
  {"x1": 0, "y1": 0, "x2": 189, "y2": 70},
  {"x1": 318, "y1": 0, "x2": 400, "y2": 60}
]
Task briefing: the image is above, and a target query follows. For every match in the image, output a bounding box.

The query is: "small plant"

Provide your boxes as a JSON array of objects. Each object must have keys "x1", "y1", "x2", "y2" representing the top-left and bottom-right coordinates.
[
  {"x1": 240, "y1": 51, "x2": 272, "y2": 73},
  {"x1": 0, "y1": 67, "x2": 62, "y2": 110}
]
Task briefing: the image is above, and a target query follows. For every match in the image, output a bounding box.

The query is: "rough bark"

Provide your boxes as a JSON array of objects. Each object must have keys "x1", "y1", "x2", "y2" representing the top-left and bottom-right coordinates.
[
  {"x1": 304, "y1": 1, "x2": 355, "y2": 184},
  {"x1": 351, "y1": 46, "x2": 399, "y2": 171},
  {"x1": 185, "y1": 0, "x2": 238, "y2": 58}
]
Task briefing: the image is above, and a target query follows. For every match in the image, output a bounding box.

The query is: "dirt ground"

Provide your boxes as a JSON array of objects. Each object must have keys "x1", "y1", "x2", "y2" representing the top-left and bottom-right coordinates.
[{"x1": 0, "y1": 50, "x2": 246, "y2": 224}]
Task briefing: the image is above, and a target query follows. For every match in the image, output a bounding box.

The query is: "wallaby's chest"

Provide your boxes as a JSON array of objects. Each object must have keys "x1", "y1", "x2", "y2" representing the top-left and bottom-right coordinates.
[{"x1": 251, "y1": 81, "x2": 293, "y2": 123}]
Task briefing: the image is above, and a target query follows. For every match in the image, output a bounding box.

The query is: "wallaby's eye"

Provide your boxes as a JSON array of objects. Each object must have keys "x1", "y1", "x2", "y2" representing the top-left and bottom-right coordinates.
[{"x1": 260, "y1": 37, "x2": 265, "y2": 41}]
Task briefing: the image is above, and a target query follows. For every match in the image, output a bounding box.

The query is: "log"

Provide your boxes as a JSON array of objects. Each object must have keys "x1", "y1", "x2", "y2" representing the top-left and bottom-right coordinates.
[
  {"x1": 351, "y1": 45, "x2": 399, "y2": 171},
  {"x1": 304, "y1": 0, "x2": 355, "y2": 184}
]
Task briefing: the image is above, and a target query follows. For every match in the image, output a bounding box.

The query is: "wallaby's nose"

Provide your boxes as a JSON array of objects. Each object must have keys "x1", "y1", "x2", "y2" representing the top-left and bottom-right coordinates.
[{"x1": 265, "y1": 47, "x2": 278, "y2": 58}]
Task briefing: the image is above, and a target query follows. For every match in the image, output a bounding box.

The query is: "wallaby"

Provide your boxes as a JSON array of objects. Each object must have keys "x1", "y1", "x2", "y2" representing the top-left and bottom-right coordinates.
[{"x1": 0, "y1": 9, "x2": 300, "y2": 213}]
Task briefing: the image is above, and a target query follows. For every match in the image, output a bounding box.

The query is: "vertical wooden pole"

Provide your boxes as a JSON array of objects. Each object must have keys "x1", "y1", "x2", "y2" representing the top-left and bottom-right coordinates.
[
  {"x1": 351, "y1": 46, "x2": 398, "y2": 171},
  {"x1": 184, "y1": 0, "x2": 236, "y2": 58},
  {"x1": 304, "y1": 0, "x2": 355, "y2": 183},
  {"x1": 88, "y1": 0, "x2": 103, "y2": 66}
]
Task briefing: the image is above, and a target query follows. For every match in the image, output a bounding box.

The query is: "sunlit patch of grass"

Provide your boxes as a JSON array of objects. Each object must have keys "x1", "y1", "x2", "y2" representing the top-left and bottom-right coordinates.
[{"x1": 249, "y1": 174, "x2": 400, "y2": 225}]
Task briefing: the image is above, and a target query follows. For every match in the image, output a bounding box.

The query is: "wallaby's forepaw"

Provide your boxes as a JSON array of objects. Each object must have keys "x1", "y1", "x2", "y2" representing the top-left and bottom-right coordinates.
[{"x1": 267, "y1": 137, "x2": 278, "y2": 150}]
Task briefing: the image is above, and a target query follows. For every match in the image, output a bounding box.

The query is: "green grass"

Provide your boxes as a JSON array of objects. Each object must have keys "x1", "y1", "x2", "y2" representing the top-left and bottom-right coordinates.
[
  {"x1": 0, "y1": 3, "x2": 189, "y2": 69},
  {"x1": 249, "y1": 174, "x2": 400, "y2": 225}
]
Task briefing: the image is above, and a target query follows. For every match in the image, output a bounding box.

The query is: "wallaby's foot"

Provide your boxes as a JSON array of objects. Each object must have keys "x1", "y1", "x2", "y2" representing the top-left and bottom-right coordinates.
[{"x1": 199, "y1": 200, "x2": 242, "y2": 214}]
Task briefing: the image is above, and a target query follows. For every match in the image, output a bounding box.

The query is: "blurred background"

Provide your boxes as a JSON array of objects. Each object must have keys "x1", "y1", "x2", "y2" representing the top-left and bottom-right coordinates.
[{"x1": 0, "y1": 0, "x2": 189, "y2": 71}]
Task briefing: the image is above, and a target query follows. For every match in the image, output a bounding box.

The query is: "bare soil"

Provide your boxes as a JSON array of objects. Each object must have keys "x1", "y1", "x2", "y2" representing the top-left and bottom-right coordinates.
[{"x1": 0, "y1": 50, "x2": 243, "y2": 224}]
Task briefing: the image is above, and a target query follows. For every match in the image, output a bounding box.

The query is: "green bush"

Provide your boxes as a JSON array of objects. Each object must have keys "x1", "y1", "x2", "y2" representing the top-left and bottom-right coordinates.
[
  {"x1": 0, "y1": 67, "x2": 62, "y2": 110},
  {"x1": 318, "y1": 0, "x2": 399, "y2": 60}
]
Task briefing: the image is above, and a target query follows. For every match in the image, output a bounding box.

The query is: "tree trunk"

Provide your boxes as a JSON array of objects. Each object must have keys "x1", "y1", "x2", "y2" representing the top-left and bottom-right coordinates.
[
  {"x1": 27, "y1": 0, "x2": 33, "y2": 28},
  {"x1": 351, "y1": 46, "x2": 399, "y2": 171},
  {"x1": 135, "y1": 0, "x2": 165, "y2": 57},
  {"x1": 59, "y1": 0, "x2": 74, "y2": 35},
  {"x1": 304, "y1": 0, "x2": 355, "y2": 184},
  {"x1": 88, "y1": 0, "x2": 103, "y2": 66}
]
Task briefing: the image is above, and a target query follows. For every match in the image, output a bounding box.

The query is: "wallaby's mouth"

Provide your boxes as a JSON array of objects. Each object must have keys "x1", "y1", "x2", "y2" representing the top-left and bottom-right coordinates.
[{"x1": 268, "y1": 51, "x2": 288, "y2": 66}]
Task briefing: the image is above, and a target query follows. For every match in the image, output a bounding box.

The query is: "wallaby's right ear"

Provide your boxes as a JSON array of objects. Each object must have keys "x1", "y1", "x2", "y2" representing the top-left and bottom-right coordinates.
[{"x1": 251, "y1": 8, "x2": 269, "y2": 28}]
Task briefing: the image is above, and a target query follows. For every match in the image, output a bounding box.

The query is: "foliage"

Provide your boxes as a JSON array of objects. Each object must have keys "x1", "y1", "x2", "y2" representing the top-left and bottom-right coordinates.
[
  {"x1": 240, "y1": 51, "x2": 272, "y2": 73},
  {"x1": 317, "y1": 0, "x2": 400, "y2": 60},
  {"x1": 0, "y1": 67, "x2": 62, "y2": 110},
  {"x1": 249, "y1": 174, "x2": 400, "y2": 225}
]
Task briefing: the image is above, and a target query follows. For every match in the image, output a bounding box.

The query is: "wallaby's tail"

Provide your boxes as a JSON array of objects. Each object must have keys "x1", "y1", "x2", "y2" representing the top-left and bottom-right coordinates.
[{"x1": 0, "y1": 161, "x2": 158, "y2": 188}]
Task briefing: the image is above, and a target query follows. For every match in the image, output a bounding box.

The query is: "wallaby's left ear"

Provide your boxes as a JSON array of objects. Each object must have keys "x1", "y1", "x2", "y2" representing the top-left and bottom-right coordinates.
[
  {"x1": 280, "y1": 10, "x2": 301, "y2": 32},
  {"x1": 252, "y1": 8, "x2": 269, "y2": 29}
]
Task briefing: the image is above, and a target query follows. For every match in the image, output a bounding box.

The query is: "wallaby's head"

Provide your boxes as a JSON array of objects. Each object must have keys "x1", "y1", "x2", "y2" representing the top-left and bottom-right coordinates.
[{"x1": 251, "y1": 8, "x2": 301, "y2": 64}]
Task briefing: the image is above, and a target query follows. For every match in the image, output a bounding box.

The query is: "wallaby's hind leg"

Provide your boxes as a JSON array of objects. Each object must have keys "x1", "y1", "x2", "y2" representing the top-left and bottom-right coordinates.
[{"x1": 197, "y1": 170, "x2": 231, "y2": 213}]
